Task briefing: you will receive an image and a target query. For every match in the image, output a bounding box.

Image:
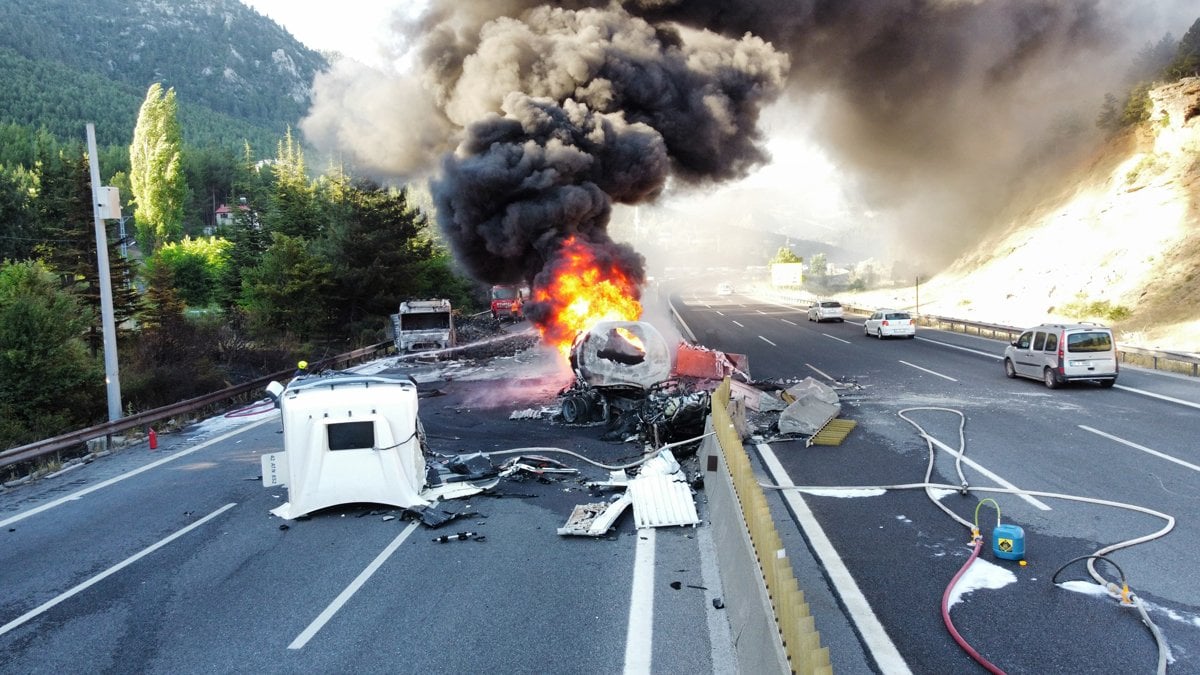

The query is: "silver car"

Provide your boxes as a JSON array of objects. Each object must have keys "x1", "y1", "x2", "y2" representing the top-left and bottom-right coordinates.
[
  {"x1": 807, "y1": 300, "x2": 844, "y2": 322},
  {"x1": 1003, "y1": 323, "x2": 1118, "y2": 388}
]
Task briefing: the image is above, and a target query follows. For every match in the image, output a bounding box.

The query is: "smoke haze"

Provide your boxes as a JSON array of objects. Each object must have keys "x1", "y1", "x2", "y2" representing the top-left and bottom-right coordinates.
[{"x1": 300, "y1": 0, "x2": 1198, "y2": 271}]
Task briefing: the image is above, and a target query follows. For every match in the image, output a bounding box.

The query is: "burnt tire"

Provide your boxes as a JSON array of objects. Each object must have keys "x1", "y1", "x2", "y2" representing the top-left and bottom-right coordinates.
[
  {"x1": 1004, "y1": 359, "x2": 1017, "y2": 379},
  {"x1": 561, "y1": 396, "x2": 589, "y2": 424}
]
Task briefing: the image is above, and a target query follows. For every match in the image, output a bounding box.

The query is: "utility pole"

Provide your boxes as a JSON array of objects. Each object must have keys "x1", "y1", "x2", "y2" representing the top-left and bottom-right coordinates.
[
  {"x1": 86, "y1": 123, "x2": 123, "y2": 422},
  {"x1": 915, "y1": 274, "x2": 921, "y2": 315}
]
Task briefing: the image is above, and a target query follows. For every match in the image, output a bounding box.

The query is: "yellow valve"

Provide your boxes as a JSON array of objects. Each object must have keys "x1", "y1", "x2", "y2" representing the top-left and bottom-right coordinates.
[{"x1": 1120, "y1": 584, "x2": 1133, "y2": 606}]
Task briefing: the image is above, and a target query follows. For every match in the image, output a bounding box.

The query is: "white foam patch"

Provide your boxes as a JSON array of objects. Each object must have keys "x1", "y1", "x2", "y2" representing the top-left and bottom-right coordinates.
[
  {"x1": 187, "y1": 404, "x2": 279, "y2": 439},
  {"x1": 799, "y1": 488, "x2": 887, "y2": 498},
  {"x1": 1141, "y1": 599, "x2": 1200, "y2": 628},
  {"x1": 896, "y1": 515, "x2": 912, "y2": 523},
  {"x1": 929, "y1": 488, "x2": 957, "y2": 501},
  {"x1": 948, "y1": 556, "x2": 1018, "y2": 608},
  {"x1": 1058, "y1": 580, "x2": 1109, "y2": 597}
]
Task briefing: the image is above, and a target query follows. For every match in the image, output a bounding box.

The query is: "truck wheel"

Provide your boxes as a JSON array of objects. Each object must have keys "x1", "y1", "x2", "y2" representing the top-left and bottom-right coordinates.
[{"x1": 561, "y1": 396, "x2": 588, "y2": 424}]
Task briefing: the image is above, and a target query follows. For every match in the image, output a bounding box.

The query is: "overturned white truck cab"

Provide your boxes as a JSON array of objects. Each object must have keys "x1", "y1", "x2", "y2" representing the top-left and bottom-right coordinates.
[{"x1": 261, "y1": 373, "x2": 429, "y2": 520}]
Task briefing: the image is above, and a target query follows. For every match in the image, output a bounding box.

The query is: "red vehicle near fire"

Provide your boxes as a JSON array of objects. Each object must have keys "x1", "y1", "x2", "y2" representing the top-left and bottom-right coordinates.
[{"x1": 490, "y1": 285, "x2": 526, "y2": 321}]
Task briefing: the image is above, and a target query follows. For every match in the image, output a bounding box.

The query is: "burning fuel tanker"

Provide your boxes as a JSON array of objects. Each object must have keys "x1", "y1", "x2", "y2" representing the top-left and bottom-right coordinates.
[{"x1": 569, "y1": 320, "x2": 671, "y2": 390}]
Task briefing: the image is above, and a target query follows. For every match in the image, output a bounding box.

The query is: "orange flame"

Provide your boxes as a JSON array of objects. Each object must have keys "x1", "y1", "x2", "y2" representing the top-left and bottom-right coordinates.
[
  {"x1": 615, "y1": 326, "x2": 645, "y2": 353},
  {"x1": 532, "y1": 237, "x2": 642, "y2": 355}
]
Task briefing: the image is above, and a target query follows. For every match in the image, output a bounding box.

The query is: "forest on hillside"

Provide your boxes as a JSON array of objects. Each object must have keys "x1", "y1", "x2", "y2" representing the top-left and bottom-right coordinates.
[{"x1": 0, "y1": 84, "x2": 477, "y2": 455}]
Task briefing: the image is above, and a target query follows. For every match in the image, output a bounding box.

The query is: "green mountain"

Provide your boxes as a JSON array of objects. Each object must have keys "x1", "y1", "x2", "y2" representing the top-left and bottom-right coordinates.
[{"x1": 0, "y1": 0, "x2": 326, "y2": 152}]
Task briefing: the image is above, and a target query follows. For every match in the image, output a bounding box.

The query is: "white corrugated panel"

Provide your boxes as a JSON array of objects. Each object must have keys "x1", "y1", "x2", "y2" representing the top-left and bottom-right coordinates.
[{"x1": 628, "y1": 473, "x2": 700, "y2": 529}]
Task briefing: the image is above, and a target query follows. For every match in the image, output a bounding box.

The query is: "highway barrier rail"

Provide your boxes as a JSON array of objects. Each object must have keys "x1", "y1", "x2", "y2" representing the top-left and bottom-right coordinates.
[
  {"x1": 761, "y1": 286, "x2": 1199, "y2": 378},
  {"x1": 0, "y1": 341, "x2": 392, "y2": 473},
  {"x1": 703, "y1": 378, "x2": 832, "y2": 675}
]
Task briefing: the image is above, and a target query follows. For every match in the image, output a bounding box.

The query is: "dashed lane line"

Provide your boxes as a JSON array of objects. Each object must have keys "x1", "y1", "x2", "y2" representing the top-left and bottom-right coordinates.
[
  {"x1": 289, "y1": 522, "x2": 420, "y2": 650},
  {"x1": 806, "y1": 363, "x2": 835, "y2": 381},
  {"x1": 1080, "y1": 425, "x2": 1200, "y2": 473},
  {"x1": 899, "y1": 360, "x2": 958, "y2": 382},
  {"x1": 0, "y1": 503, "x2": 238, "y2": 638},
  {"x1": 0, "y1": 417, "x2": 276, "y2": 530},
  {"x1": 759, "y1": 336, "x2": 777, "y2": 347}
]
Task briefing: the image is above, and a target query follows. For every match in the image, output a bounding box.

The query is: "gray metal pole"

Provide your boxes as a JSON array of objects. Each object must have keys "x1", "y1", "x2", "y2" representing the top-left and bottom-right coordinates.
[{"x1": 86, "y1": 123, "x2": 123, "y2": 421}]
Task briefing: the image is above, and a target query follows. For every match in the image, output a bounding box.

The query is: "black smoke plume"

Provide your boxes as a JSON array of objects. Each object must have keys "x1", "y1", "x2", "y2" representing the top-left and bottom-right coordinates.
[
  {"x1": 422, "y1": 3, "x2": 788, "y2": 317},
  {"x1": 303, "y1": 0, "x2": 1196, "y2": 270}
]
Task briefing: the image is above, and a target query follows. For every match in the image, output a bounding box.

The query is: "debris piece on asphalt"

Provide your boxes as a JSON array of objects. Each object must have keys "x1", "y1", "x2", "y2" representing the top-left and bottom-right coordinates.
[
  {"x1": 557, "y1": 493, "x2": 634, "y2": 536},
  {"x1": 433, "y1": 531, "x2": 477, "y2": 543},
  {"x1": 713, "y1": 598, "x2": 725, "y2": 609}
]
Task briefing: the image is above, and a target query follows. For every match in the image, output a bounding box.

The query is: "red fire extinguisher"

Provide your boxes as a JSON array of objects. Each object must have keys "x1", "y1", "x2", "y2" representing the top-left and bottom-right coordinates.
[{"x1": 149, "y1": 427, "x2": 158, "y2": 450}]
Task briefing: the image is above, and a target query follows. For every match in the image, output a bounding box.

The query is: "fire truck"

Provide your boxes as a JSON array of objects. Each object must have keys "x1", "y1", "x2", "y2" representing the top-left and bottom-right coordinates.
[{"x1": 489, "y1": 284, "x2": 526, "y2": 321}]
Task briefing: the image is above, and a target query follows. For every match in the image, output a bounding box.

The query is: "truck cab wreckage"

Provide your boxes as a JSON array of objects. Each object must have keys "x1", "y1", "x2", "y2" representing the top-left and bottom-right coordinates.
[{"x1": 257, "y1": 315, "x2": 851, "y2": 536}]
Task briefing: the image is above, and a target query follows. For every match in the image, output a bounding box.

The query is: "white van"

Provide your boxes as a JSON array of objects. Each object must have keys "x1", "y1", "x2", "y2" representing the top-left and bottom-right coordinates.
[{"x1": 1003, "y1": 323, "x2": 1118, "y2": 388}]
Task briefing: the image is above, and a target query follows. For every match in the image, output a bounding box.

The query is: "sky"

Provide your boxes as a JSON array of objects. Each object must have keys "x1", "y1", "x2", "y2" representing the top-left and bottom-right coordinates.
[{"x1": 239, "y1": 0, "x2": 421, "y2": 68}]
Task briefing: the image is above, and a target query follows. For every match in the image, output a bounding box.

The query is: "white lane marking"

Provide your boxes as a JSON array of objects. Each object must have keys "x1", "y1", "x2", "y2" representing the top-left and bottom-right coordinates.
[
  {"x1": 0, "y1": 503, "x2": 237, "y2": 637},
  {"x1": 759, "y1": 336, "x2": 777, "y2": 347},
  {"x1": 923, "y1": 436, "x2": 1051, "y2": 511},
  {"x1": 1079, "y1": 425, "x2": 1200, "y2": 473},
  {"x1": 715, "y1": 310, "x2": 725, "y2": 316},
  {"x1": 1114, "y1": 384, "x2": 1200, "y2": 411},
  {"x1": 916, "y1": 336, "x2": 1002, "y2": 360},
  {"x1": 898, "y1": 360, "x2": 958, "y2": 382},
  {"x1": 289, "y1": 522, "x2": 420, "y2": 650},
  {"x1": 806, "y1": 363, "x2": 835, "y2": 381},
  {"x1": 0, "y1": 417, "x2": 276, "y2": 530},
  {"x1": 781, "y1": 319, "x2": 798, "y2": 326},
  {"x1": 732, "y1": 320, "x2": 745, "y2": 328},
  {"x1": 623, "y1": 528, "x2": 656, "y2": 674},
  {"x1": 822, "y1": 333, "x2": 851, "y2": 345},
  {"x1": 756, "y1": 310, "x2": 767, "y2": 315},
  {"x1": 757, "y1": 444, "x2": 912, "y2": 674}
]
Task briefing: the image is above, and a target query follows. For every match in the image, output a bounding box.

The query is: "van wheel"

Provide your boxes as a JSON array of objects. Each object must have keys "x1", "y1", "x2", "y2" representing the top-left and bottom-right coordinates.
[
  {"x1": 1100, "y1": 378, "x2": 1116, "y2": 388},
  {"x1": 1043, "y1": 368, "x2": 1060, "y2": 389},
  {"x1": 1003, "y1": 359, "x2": 1017, "y2": 378}
]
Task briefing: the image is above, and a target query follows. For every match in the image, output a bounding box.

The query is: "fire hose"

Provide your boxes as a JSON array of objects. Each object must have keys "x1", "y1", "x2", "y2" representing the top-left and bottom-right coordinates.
[{"x1": 755, "y1": 407, "x2": 1173, "y2": 674}]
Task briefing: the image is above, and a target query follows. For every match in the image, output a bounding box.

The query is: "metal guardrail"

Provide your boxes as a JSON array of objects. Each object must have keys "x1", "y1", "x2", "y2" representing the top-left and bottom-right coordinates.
[
  {"x1": 916, "y1": 314, "x2": 1200, "y2": 377},
  {"x1": 761, "y1": 286, "x2": 1200, "y2": 378},
  {"x1": 0, "y1": 341, "x2": 393, "y2": 472}
]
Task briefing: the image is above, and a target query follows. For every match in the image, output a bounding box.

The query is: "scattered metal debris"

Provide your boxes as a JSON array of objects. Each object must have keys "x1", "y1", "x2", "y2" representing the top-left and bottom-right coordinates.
[
  {"x1": 432, "y1": 531, "x2": 480, "y2": 543},
  {"x1": 557, "y1": 494, "x2": 634, "y2": 537}
]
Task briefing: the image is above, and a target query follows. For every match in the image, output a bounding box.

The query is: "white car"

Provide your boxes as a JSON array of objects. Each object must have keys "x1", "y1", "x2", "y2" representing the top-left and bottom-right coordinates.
[
  {"x1": 716, "y1": 282, "x2": 734, "y2": 296},
  {"x1": 864, "y1": 309, "x2": 916, "y2": 339},
  {"x1": 807, "y1": 300, "x2": 844, "y2": 322}
]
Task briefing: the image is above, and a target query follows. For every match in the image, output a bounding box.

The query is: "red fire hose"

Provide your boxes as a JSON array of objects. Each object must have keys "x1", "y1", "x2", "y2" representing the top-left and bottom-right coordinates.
[{"x1": 941, "y1": 536, "x2": 1006, "y2": 675}]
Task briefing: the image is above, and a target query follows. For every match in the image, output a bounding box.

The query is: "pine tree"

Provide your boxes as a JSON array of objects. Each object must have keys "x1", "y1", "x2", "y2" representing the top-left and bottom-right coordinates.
[
  {"x1": 34, "y1": 149, "x2": 141, "y2": 354},
  {"x1": 129, "y1": 83, "x2": 187, "y2": 250}
]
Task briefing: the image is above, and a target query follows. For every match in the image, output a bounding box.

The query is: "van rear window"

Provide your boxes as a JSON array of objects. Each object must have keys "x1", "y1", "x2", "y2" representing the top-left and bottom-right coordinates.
[{"x1": 1066, "y1": 332, "x2": 1113, "y2": 353}]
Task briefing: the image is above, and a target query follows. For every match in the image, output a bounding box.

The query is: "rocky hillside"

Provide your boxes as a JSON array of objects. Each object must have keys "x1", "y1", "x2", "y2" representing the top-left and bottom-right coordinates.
[
  {"x1": 0, "y1": 0, "x2": 325, "y2": 149},
  {"x1": 853, "y1": 77, "x2": 1200, "y2": 353}
]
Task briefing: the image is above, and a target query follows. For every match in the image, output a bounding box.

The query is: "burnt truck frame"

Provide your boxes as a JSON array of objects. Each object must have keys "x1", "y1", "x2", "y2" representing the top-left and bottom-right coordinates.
[{"x1": 390, "y1": 299, "x2": 457, "y2": 353}]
